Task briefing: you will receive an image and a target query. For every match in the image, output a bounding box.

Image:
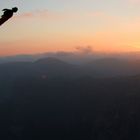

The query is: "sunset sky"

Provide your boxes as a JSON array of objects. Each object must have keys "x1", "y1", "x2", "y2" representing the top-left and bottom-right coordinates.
[{"x1": 0, "y1": 0, "x2": 140, "y2": 56}]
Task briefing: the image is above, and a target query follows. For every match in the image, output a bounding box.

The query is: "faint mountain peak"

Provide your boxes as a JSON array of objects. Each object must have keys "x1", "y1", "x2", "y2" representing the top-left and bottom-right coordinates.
[
  {"x1": 86, "y1": 57, "x2": 127, "y2": 66},
  {"x1": 93, "y1": 57, "x2": 124, "y2": 63},
  {"x1": 34, "y1": 57, "x2": 73, "y2": 67}
]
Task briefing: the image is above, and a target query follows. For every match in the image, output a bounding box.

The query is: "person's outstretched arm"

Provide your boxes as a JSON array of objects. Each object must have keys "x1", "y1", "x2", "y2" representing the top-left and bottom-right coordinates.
[{"x1": 2, "y1": 9, "x2": 9, "y2": 11}]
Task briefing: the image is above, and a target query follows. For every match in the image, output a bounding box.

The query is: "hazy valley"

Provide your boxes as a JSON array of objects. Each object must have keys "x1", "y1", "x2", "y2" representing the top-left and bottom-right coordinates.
[{"x1": 1, "y1": 55, "x2": 140, "y2": 139}]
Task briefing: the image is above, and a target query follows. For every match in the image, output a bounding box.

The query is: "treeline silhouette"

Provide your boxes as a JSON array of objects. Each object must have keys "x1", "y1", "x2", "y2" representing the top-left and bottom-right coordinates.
[{"x1": 1, "y1": 57, "x2": 140, "y2": 140}]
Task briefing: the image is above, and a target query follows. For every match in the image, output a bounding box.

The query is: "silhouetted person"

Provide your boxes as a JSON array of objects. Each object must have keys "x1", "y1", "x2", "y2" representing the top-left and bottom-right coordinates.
[{"x1": 0, "y1": 7, "x2": 18, "y2": 26}]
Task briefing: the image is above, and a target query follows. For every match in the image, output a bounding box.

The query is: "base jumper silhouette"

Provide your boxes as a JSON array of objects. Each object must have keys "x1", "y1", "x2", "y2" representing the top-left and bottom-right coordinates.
[{"x1": 0, "y1": 7, "x2": 18, "y2": 26}]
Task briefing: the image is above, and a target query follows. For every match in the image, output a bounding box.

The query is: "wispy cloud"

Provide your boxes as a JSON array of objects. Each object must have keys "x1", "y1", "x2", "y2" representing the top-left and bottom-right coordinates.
[
  {"x1": 15, "y1": 9, "x2": 111, "y2": 21},
  {"x1": 75, "y1": 46, "x2": 93, "y2": 54},
  {"x1": 15, "y1": 9, "x2": 48, "y2": 19},
  {"x1": 127, "y1": 0, "x2": 140, "y2": 4}
]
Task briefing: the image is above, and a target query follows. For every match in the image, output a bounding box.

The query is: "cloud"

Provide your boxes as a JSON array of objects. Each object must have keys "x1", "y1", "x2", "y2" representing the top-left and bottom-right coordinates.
[
  {"x1": 14, "y1": 10, "x2": 74, "y2": 21},
  {"x1": 126, "y1": 0, "x2": 140, "y2": 5},
  {"x1": 75, "y1": 46, "x2": 93, "y2": 54},
  {"x1": 15, "y1": 9, "x2": 48, "y2": 19},
  {"x1": 15, "y1": 9, "x2": 111, "y2": 22},
  {"x1": 127, "y1": 0, "x2": 140, "y2": 3}
]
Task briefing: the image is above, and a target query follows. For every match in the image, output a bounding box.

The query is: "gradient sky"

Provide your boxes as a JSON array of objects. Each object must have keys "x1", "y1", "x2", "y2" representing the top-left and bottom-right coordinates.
[{"x1": 0, "y1": 0, "x2": 140, "y2": 56}]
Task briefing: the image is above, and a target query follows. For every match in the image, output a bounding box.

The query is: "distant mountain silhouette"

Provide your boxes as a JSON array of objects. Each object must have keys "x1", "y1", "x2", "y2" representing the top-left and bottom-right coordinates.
[
  {"x1": 33, "y1": 57, "x2": 83, "y2": 79},
  {"x1": 84, "y1": 58, "x2": 140, "y2": 77},
  {"x1": 1, "y1": 57, "x2": 140, "y2": 81},
  {"x1": 0, "y1": 57, "x2": 90, "y2": 82},
  {"x1": 35, "y1": 57, "x2": 68, "y2": 65},
  {"x1": 1, "y1": 57, "x2": 140, "y2": 139}
]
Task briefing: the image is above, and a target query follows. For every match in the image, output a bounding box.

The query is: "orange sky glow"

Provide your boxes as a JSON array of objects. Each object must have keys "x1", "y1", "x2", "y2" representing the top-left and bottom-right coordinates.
[{"x1": 0, "y1": 0, "x2": 140, "y2": 56}]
